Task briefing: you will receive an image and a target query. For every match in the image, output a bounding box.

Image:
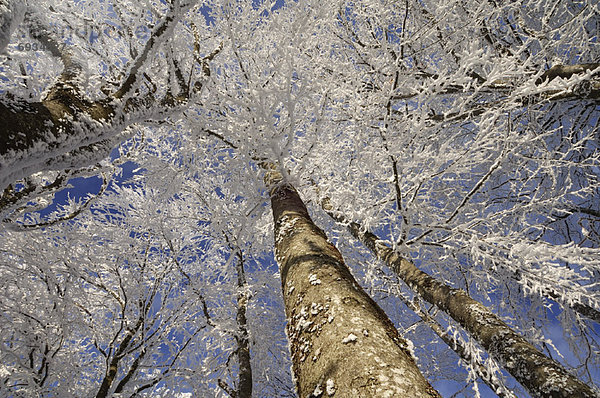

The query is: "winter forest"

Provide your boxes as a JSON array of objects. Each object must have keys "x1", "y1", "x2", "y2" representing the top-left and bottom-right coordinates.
[{"x1": 0, "y1": 0, "x2": 599, "y2": 397}]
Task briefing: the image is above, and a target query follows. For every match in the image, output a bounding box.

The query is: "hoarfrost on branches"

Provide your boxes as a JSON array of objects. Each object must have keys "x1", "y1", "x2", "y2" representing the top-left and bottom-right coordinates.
[{"x1": 0, "y1": 0, "x2": 599, "y2": 396}]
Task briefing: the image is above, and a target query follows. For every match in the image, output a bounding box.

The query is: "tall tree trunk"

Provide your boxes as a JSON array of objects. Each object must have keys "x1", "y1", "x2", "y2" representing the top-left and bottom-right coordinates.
[
  {"x1": 264, "y1": 165, "x2": 440, "y2": 397},
  {"x1": 318, "y1": 197, "x2": 597, "y2": 398},
  {"x1": 233, "y1": 246, "x2": 253, "y2": 398},
  {"x1": 217, "y1": 248, "x2": 253, "y2": 398}
]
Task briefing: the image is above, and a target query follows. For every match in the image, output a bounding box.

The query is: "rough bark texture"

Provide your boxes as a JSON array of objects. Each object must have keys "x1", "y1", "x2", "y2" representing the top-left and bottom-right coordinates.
[
  {"x1": 266, "y1": 168, "x2": 440, "y2": 398},
  {"x1": 320, "y1": 199, "x2": 597, "y2": 398},
  {"x1": 536, "y1": 63, "x2": 600, "y2": 83}
]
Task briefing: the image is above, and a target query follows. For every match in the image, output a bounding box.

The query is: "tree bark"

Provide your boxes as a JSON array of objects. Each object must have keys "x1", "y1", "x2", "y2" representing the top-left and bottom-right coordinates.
[
  {"x1": 233, "y1": 247, "x2": 253, "y2": 398},
  {"x1": 319, "y1": 198, "x2": 597, "y2": 398},
  {"x1": 0, "y1": 3, "x2": 221, "y2": 195},
  {"x1": 395, "y1": 290, "x2": 516, "y2": 398},
  {"x1": 95, "y1": 317, "x2": 144, "y2": 398},
  {"x1": 536, "y1": 63, "x2": 600, "y2": 84},
  {"x1": 264, "y1": 165, "x2": 440, "y2": 397}
]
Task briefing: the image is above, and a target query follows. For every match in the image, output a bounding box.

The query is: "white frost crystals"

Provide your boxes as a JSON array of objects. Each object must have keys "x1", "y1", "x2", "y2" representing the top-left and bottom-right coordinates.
[
  {"x1": 0, "y1": 0, "x2": 25, "y2": 53},
  {"x1": 342, "y1": 333, "x2": 358, "y2": 344},
  {"x1": 276, "y1": 215, "x2": 298, "y2": 243},
  {"x1": 309, "y1": 273, "x2": 322, "y2": 285},
  {"x1": 312, "y1": 383, "x2": 323, "y2": 397},
  {"x1": 326, "y1": 378, "x2": 335, "y2": 396},
  {"x1": 311, "y1": 379, "x2": 335, "y2": 397},
  {"x1": 1, "y1": 0, "x2": 599, "y2": 395}
]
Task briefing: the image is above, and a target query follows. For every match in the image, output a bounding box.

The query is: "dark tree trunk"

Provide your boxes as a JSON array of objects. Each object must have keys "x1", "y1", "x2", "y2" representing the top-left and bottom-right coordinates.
[
  {"x1": 234, "y1": 248, "x2": 253, "y2": 398},
  {"x1": 95, "y1": 318, "x2": 143, "y2": 398}
]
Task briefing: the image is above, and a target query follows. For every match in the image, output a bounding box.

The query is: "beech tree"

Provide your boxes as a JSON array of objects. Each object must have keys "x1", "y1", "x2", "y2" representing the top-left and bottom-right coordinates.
[
  {"x1": 1, "y1": 0, "x2": 599, "y2": 397},
  {"x1": 317, "y1": 194, "x2": 596, "y2": 397},
  {"x1": 262, "y1": 163, "x2": 440, "y2": 396}
]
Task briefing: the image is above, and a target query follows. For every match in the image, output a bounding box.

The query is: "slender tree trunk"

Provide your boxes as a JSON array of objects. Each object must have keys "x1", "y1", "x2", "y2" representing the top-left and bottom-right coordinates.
[
  {"x1": 95, "y1": 317, "x2": 144, "y2": 398},
  {"x1": 234, "y1": 247, "x2": 253, "y2": 398},
  {"x1": 218, "y1": 240, "x2": 253, "y2": 398},
  {"x1": 319, "y1": 197, "x2": 597, "y2": 398},
  {"x1": 264, "y1": 165, "x2": 440, "y2": 397},
  {"x1": 395, "y1": 290, "x2": 516, "y2": 398}
]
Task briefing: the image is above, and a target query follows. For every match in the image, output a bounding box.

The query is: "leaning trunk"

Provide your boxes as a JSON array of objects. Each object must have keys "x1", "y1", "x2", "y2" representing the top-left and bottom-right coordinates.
[
  {"x1": 265, "y1": 166, "x2": 440, "y2": 397},
  {"x1": 320, "y1": 198, "x2": 596, "y2": 398}
]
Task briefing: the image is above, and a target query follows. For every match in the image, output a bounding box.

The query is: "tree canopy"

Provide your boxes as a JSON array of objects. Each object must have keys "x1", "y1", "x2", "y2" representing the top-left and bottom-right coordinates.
[{"x1": 0, "y1": 0, "x2": 599, "y2": 397}]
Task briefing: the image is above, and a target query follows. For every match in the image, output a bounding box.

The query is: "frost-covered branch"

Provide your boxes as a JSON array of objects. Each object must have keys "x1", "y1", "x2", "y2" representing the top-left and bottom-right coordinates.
[
  {"x1": 0, "y1": 0, "x2": 219, "y2": 199},
  {"x1": 389, "y1": 284, "x2": 516, "y2": 398},
  {"x1": 317, "y1": 193, "x2": 597, "y2": 397}
]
